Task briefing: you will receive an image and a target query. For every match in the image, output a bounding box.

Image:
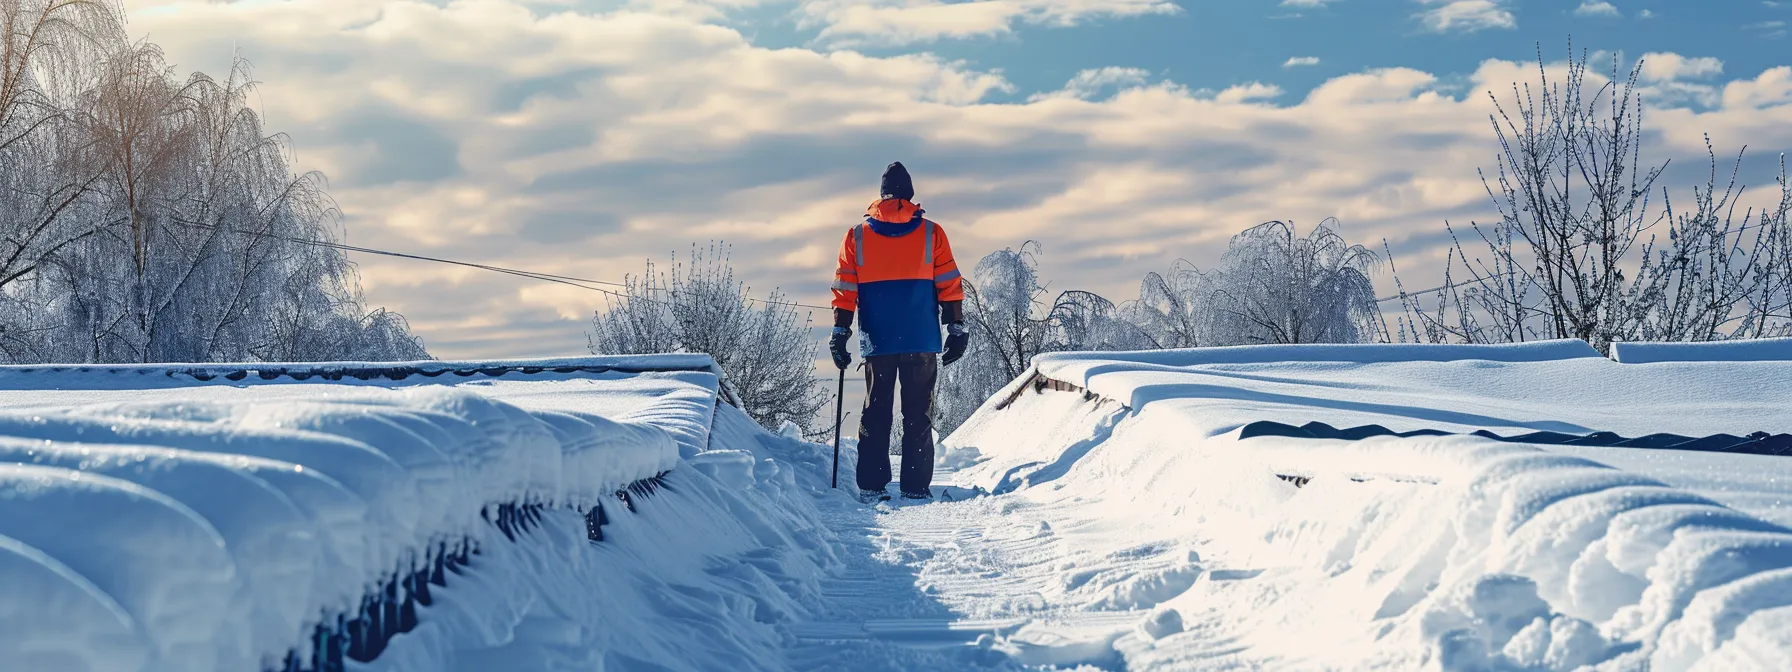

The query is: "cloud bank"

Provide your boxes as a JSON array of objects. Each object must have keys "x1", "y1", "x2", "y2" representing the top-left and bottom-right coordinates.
[{"x1": 121, "y1": 0, "x2": 1792, "y2": 358}]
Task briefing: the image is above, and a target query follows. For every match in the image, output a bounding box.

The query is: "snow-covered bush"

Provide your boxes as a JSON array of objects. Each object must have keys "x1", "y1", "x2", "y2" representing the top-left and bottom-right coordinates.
[
  {"x1": 1151, "y1": 219, "x2": 1383, "y2": 346},
  {"x1": 589, "y1": 242, "x2": 828, "y2": 438},
  {"x1": 0, "y1": 1, "x2": 426, "y2": 363},
  {"x1": 1394, "y1": 45, "x2": 1792, "y2": 352}
]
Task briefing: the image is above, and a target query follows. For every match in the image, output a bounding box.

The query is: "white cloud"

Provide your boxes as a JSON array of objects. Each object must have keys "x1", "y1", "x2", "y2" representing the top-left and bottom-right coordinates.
[
  {"x1": 1283, "y1": 56, "x2": 1321, "y2": 68},
  {"x1": 118, "y1": 0, "x2": 1792, "y2": 359},
  {"x1": 1722, "y1": 66, "x2": 1792, "y2": 109},
  {"x1": 1029, "y1": 67, "x2": 1153, "y2": 101},
  {"x1": 1304, "y1": 68, "x2": 1439, "y2": 105},
  {"x1": 1639, "y1": 8, "x2": 1654, "y2": 18},
  {"x1": 1747, "y1": 19, "x2": 1789, "y2": 39},
  {"x1": 1280, "y1": 0, "x2": 1341, "y2": 7},
  {"x1": 1214, "y1": 82, "x2": 1283, "y2": 104},
  {"x1": 1574, "y1": 1, "x2": 1620, "y2": 17},
  {"x1": 802, "y1": 0, "x2": 1180, "y2": 46},
  {"x1": 1415, "y1": 0, "x2": 1516, "y2": 32},
  {"x1": 1638, "y1": 53, "x2": 1723, "y2": 81}
]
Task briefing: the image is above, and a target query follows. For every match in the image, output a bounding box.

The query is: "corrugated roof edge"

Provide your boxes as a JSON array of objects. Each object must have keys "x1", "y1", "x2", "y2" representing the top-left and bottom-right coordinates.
[{"x1": 0, "y1": 354, "x2": 739, "y2": 406}]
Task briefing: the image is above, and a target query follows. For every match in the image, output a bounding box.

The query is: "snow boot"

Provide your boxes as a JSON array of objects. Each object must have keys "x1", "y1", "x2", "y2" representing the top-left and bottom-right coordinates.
[
  {"x1": 858, "y1": 488, "x2": 891, "y2": 504},
  {"x1": 899, "y1": 489, "x2": 932, "y2": 502}
]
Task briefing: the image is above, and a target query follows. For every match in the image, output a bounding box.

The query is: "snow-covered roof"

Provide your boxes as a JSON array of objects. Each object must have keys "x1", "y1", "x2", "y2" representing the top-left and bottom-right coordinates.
[
  {"x1": 944, "y1": 339, "x2": 1792, "y2": 669},
  {"x1": 0, "y1": 355, "x2": 728, "y2": 671}
]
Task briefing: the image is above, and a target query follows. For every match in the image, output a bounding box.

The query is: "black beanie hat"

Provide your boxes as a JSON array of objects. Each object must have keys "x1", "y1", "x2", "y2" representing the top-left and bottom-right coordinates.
[{"x1": 880, "y1": 161, "x2": 914, "y2": 201}]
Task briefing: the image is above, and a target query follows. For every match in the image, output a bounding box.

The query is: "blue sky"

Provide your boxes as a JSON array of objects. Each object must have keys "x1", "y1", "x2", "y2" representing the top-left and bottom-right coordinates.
[
  {"x1": 122, "y1": 0, "x2": 1792, "y2": 359},
  {"x1": 731, "y1": 0, "x2": 1792, "y2": 103}
]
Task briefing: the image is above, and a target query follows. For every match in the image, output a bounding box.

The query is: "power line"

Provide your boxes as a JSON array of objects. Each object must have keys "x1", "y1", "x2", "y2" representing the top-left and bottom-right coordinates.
[
  {"x1": 1377, "y1": 283, "x2": 1457, "y2": 303},
  {"x1": 174, "y1": 222, "x2": 837, "y2": 312},
  {"x1": 172, "y1": 222, "x2": 1498, "y2": 311}
]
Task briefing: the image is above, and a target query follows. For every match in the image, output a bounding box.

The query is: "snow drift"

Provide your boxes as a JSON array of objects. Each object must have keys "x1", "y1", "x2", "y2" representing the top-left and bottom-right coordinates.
[
  {"x1": 941, "y1": 340, "x2": 1792, "y2": 670},
  {"x1": 0, "y1": 356, "x2": 840, "y2": 672}
]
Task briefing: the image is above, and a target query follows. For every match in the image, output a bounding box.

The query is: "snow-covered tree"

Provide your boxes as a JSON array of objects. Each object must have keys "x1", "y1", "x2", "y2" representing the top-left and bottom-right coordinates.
[
  {"x1": 935, "y1": 243, "x2": 1051, "y2": 435},
  {"x1": 1395, "y1": 45, "x2": 1792, "y2": 351},
  {"x1": 935, "y1": 242, "x2": 1158, "y2": 436},
  {"x1": 589, "y1": 243, "x2": 829, "y2": 438},
  {"x1": 1125, "y1": 260, "x2": 1207, "y2": 349},
  {"x1": 1, "y1": 1, "x2": 426, "y2": 363},
  {"x1": 1122, "y1": 220, "x2": 1383, "y2": 348},
  {"x1": 1198, "y1": 219, "x2": 1383, "y2": 345}
]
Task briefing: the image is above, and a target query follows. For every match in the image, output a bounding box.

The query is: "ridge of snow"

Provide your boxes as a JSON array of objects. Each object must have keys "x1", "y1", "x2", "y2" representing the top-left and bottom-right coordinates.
[
  {"x1": 1035, "y1": 338, "x2": 1603, "y2": 371},
  {"x1": 0, "y1": 377, "x2": 689, "y2": 670},
  {"x1": 1610, "y1": 337, "x2": 1792, "y2": 363},
  {"x1": 930, "y1": 344, "x2": 1792, "y2": 669}
]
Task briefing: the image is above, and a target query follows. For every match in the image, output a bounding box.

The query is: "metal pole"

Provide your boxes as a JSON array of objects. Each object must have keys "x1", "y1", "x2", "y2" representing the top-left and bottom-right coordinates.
[{"x1": 831, "y1": 367, "x2": 846, "y2": 489}]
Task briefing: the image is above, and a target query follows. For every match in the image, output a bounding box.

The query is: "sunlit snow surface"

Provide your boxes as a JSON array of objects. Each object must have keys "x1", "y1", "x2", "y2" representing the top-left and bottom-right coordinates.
[
  {"x1": 0, "y1": 356, "x2": 845, "y2": 672},
  {"x1": 2, "y1": 342, "x2": 1790, "y2": 671},
  {"x1": 929, "y1": 340, "x2": 1792, "y2": 670}
]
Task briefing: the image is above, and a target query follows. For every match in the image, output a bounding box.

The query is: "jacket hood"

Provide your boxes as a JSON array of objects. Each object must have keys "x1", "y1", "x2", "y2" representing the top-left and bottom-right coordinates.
[
  {"x1": 866, "y1": 198, "x2": 921, "y2": 224},
  {"x1": 881, "y1": 161, "x2": 915, "y2": 201}
]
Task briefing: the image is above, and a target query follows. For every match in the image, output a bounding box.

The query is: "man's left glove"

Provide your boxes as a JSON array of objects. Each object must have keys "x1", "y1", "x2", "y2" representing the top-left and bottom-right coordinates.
[
  {"x1": 942, "y1": 322, "x2": 968, "y2": 366},
  {"x1": 829, "y1": 326, "x2": 853, "y2": 370}
]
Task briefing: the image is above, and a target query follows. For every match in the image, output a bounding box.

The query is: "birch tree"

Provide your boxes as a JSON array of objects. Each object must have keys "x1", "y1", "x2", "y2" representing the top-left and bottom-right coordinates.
[{"x1": 1, "y1": 0, "x2": 427, "y2": 363}]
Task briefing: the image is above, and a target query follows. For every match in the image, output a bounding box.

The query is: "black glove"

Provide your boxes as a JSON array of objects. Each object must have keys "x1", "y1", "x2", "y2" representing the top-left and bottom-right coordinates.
[
  {"x1": 942, "y1": 322, "x2": 968, "y2": 366},
  {"x1": 829, "y1": 326, "x2": 853, "y2": 370}
]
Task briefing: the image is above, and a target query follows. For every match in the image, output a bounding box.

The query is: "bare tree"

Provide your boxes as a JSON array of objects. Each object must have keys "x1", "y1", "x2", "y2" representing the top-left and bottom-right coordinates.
[
  {"x1": 1200, "y1": 219, "x2": 1383, "y2": 345},
  {"x1": 1, "y1": 0, "x2": 123, "y2": 300},
  {"x1": 1122, "y1": 220, "x2": 1382, "y2": 347},
  {"x1": 590, "y1": 242, "x2": 828, "y2": 438},
  {"x1": 961, "y1": 242, "x2": 1051, "y2": 383},
  {"x1": 1046, "y1": 289, "x2": 1155, "y2": 353},
  {"x1": 1395, "y1": 44, "x2": 1792, "y2": 350},
  {"x1": 936, "y1": 242, "x2": 1158, "y2": 436},
  {"x1": 0, "y1": 1, "x2": 427, "y2": 363},
  {"x1": 1125, "y1": 260, "x2": 1206, "y2": 349}
]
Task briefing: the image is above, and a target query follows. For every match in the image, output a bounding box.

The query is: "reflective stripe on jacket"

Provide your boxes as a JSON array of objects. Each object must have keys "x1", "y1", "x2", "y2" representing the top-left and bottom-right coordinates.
[{"x1": 831, "y1": 198, "x2": 965, "y2": 356}]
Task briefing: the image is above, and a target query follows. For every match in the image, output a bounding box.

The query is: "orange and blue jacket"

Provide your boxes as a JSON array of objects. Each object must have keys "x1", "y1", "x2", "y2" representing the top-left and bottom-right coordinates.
[{"x1": 832, "y1": 198, "x2": 965, "y2": 357}]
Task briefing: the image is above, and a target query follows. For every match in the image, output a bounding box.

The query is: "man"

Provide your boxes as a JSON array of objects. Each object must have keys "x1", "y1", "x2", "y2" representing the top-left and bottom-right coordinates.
[{"x1": 829, "y1": 162, "x2": 969, "y2": 503}]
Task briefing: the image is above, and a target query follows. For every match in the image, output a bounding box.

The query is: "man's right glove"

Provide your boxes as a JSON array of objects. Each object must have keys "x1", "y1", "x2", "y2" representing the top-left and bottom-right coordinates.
[
  {"x1": 829, "y1": 326, "x2": 853, "y2": 370},
  {"x1": 942, "y1": 322, "x2": 968, "y2": 366}
]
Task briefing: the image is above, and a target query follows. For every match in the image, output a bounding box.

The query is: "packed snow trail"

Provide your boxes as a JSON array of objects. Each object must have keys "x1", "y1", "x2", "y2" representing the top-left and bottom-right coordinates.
[{"x1": 790, "y1": 483, "x2": 1232, "y2": 670}]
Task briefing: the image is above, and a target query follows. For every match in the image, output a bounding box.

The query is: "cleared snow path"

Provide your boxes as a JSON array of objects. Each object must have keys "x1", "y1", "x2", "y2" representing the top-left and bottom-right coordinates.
[{"x1": 788, "y1": 459, "x2": 1257, "y2": 672}]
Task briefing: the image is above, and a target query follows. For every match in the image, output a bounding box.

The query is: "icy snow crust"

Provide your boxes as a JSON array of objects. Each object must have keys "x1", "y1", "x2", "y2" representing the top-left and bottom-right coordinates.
[
  {"x1": 933, "y1": 339, "x2": 1792, "y2": 670},
  {"x1": 0, "y1": 360, "x2": 717, "y2": 671}
]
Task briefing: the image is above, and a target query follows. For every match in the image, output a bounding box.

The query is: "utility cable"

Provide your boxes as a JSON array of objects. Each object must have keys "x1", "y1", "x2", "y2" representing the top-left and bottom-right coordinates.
[{"x1": 173, "y1": 222, "x2": 837, "y2": 311}]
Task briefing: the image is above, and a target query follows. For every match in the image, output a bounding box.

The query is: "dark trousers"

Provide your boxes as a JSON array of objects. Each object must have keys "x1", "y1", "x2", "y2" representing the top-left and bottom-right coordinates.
[{"x1": 857, "y1": 352, "x2": 937, "y2": 495}]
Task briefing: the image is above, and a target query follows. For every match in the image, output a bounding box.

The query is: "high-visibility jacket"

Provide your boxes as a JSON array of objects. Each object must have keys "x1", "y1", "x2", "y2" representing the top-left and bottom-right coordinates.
[{"x1": 832, "y1": 198, "x2": 965, "y2": 357}]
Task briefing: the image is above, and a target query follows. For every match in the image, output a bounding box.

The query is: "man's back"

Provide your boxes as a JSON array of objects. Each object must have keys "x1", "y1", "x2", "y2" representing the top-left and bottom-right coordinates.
[
  {"x1": 833, "y1": 198, "x2": 963, "y2": 357},
  {"x1": 827, "y1": 162, "x2": 970, "y2": 502}
]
